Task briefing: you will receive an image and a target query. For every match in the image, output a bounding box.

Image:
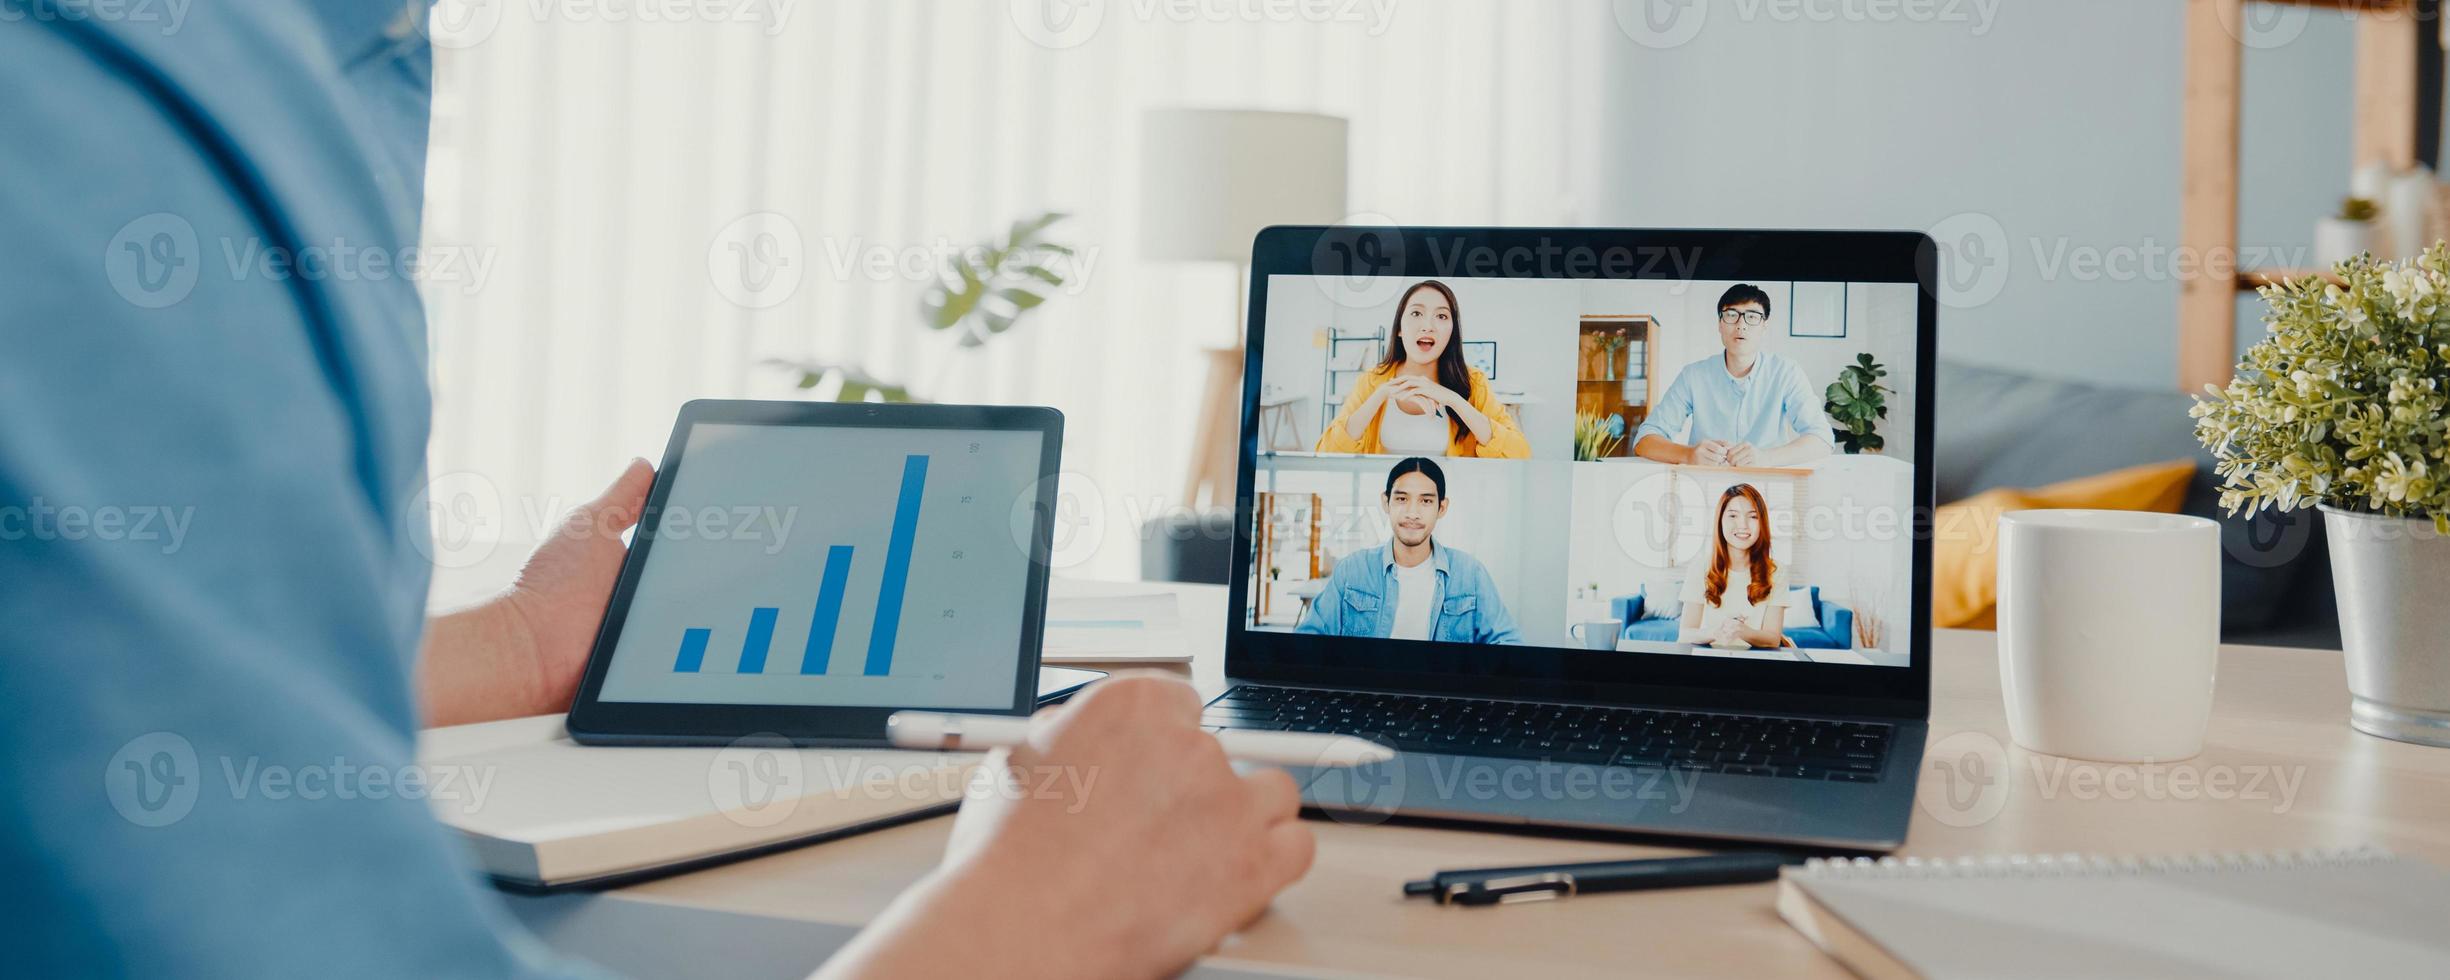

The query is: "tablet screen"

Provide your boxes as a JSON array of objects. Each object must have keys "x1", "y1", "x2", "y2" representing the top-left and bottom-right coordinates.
[{"x1": 595, "y1": 422, "x2": 1044, "y2": 710}]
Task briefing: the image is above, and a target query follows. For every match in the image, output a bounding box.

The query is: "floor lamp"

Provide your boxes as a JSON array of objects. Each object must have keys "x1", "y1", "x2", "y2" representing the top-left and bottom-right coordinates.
[{"x1": 1139, "y1": 109, "x2": 1347, "y2": 512}]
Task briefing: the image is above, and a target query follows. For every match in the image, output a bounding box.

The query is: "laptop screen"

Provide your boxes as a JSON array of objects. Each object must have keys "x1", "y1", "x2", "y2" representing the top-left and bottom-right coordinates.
[{"x1": 1244, "y1": 265, "x2": 1921, "y2": 681}]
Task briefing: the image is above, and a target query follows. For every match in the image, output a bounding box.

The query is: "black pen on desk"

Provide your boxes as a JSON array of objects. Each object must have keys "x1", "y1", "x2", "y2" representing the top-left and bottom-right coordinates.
[{"x1": 1401, "y1": 851, "x2": 1793, "y2": 906}]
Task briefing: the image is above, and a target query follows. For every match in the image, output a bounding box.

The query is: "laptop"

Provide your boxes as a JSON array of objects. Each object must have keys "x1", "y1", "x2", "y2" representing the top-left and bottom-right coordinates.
[{"x1": 1219, "y1": 226, "x2": 1935, "y2": 851}]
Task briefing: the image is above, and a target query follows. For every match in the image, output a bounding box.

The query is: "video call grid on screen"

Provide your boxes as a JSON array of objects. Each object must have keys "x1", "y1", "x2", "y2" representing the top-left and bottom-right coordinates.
[
  {"x1": 1248, "y1": 274, "x2": 1917, "y2": 669},
  {"x1": 598, "y1": 423, "x2": 1043, "y2": 708}
]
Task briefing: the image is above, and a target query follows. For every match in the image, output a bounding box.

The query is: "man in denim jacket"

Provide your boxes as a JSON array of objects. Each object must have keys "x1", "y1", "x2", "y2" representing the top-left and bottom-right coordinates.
[{"x1": 1296, "y1": 458, "x2": 1523, "y2": 645}]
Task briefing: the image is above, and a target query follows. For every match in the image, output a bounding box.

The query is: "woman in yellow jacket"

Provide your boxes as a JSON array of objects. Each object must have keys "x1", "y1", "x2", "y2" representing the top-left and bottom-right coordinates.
[{"x1": 1316, "y1": 280, "x2": 1531, "y2": 458}]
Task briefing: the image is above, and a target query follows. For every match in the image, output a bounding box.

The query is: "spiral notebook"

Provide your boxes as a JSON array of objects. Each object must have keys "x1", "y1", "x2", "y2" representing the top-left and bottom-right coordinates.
[{"x1": 1777, "y1": 847, "x2": 2450, "y2": 979}]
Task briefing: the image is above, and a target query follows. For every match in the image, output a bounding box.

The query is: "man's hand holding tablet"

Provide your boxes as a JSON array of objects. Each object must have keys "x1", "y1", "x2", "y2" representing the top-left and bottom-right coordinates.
[
  {"x1": 553, "y1": 402, "x2": 1320, "y2": 976},
  {"x1": 566, "y1": 400, "x2": 1067, "y2": 745}
]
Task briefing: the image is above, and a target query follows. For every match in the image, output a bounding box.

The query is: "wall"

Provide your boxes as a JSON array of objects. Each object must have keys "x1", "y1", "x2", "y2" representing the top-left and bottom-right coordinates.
[{"x1": 1587, "y1": 0, "x2": 2361, "y2": 390}]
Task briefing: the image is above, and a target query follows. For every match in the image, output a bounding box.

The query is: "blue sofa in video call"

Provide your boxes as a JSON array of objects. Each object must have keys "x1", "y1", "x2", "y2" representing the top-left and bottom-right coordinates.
[{"x1": 1611, "y1": 585, "x2": 1855, "y2": 650}]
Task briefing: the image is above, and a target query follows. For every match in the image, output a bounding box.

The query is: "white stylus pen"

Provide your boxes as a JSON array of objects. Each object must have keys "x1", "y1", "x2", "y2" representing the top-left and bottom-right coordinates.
[{"x1": 886, "y1": 711, "x2": 1396, "y2": 768}]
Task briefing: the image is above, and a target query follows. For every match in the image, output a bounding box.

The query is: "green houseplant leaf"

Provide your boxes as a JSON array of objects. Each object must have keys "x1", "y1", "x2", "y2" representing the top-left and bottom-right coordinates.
[
  {"x1": 786, "y1": 211, "x2": 1076, "y2": 400},
  {"x1": 1823, "y1": 353, "x2": 1892, "y2": 454},
  {"x1": 2192, "y1": 248, "x2": 2450, "y2": 529},
  {"x1": 920, "y1": 211, "x2": 1074, "y2": 347}
]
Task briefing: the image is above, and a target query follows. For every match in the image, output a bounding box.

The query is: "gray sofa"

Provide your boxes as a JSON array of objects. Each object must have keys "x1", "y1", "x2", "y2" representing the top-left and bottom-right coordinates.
[
  {"x1": 1141, "y1": 361, "x2": 2342, "y2": 650},
  {"x1": 1933, "y1": 361, "x2": 2337, "y2": 649}
]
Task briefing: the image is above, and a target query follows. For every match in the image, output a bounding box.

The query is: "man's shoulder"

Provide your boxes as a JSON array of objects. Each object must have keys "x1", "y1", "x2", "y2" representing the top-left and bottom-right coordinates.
[
  {"x1": 1438, "y1": 545, "x2": 1494, "y2": 578},
  {"x1": 1760, "y1": 352, "x2": 1815, "y2": 383},
  {"x1": 1326, "y1": 546, "x2": 1390, "y2": 582},
  {"x1": 1660, "y1": 355, "x2": 1717, "y2": 389}
]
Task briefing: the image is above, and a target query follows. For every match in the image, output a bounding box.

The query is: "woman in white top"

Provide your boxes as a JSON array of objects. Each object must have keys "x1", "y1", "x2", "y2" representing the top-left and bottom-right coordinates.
[{"x1": 1678, "y1": 483, "x2": 1789, "y2": 649}]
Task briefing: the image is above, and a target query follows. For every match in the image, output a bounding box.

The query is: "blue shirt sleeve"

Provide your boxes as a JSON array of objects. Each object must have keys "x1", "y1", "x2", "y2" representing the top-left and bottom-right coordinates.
[
  {"x1": 1294, "y1": 566, "x2": 1348, "y2": 635},
  {"x1": 1779, "y1": 360, "x2": 1837, "y2": 446},
  {"x1": 1634, "y1": 362, "x2": 1697, "y2": 446},
  {"x1": 1462, "y1": 562, "x2": 1523, "y2": 645},
  {"x1": 0, "y1": 11, "x2": 595, "y2": 977}
]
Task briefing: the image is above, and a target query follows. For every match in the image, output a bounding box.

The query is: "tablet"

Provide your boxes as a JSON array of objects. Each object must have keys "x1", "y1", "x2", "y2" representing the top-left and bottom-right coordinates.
[{"x1": 566, "y1": 400, "x2": 1063, "y2": 745}]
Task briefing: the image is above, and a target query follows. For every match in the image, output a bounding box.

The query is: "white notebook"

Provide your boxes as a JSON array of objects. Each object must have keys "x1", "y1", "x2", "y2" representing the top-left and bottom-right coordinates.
[
  {"x1": 1777, "y1": 847, "x2": 2450, "y2": 979},
  {"x1": 418, "y1": 715, "x2": 974, "y2": 889},
  {"x1": 1041, "y1": 590, "x2": 1189, "y2": 663}
]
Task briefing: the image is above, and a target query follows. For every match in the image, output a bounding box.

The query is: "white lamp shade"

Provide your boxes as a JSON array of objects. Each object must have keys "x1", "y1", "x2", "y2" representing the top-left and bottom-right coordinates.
[{"x1": 1139, "y1": 109, "x2": 1348, "y2": 263}]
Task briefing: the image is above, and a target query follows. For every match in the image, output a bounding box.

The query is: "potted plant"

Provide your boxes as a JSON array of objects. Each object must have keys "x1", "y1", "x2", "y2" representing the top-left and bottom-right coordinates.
[
  {"x1": 1574, "y1": 411, "x2": 1626, "y2": 462},
  {"x1": 1823, "y1": 353, "x2": 1891, "y2": 454},
  {"x1": 2315, "y1": 196, "x2": 2381, "y2": 268},
  {"x1": 771, "y1": 211, "x2": 1072, "y2": 400},
  {"x1": 2193, "y1": 249, "x2": 2450, "y2": 747}
]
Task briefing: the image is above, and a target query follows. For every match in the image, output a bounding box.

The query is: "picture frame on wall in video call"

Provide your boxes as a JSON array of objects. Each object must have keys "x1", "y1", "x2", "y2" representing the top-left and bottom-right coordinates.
[{"x1": 1246, "y1": 274, "x2": 1916, "y2": 669}]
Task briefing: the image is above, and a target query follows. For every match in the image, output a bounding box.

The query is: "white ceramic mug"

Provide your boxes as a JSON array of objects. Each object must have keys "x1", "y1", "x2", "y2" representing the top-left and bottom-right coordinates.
[
  {"x1": 1568, "y1": 621, "x2": 1619, "y2": 651},
  {"x1": 1997, "y1": 510, "x2": 2221, "y2": 763}
]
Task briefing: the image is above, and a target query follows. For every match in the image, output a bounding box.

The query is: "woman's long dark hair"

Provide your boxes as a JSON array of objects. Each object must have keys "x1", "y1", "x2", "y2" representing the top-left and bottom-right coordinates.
[
  {"x1": 1704, "y1": 483, "x2": 1776, "y2": 608},
  {"x1": 1376, "y1": 280, "x2": 1474, "y2": 409}
]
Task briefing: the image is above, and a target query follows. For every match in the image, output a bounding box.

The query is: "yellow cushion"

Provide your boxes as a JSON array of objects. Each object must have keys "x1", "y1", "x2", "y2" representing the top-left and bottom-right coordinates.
[{"x1": 1929, "y1": 459, "x2": 2197, "y2": 629}]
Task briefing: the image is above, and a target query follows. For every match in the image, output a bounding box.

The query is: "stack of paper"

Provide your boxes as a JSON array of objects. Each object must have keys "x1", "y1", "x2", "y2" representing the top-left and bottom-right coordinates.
[{"x1": 1040, "y1": 590, "x2": 1188, "y2": 663}]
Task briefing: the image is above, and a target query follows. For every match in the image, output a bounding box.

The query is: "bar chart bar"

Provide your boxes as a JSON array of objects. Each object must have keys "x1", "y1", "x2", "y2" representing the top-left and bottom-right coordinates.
[
  {"x1": 737, "y1": 606, "x2": 780, "y2": 674},
  {"x1": 673, "y1": 627, "x2": 712, "y2": 673},
  {"x1": 800, "y1": 545, "x2": 855, "y2": 674},
  {"x1": 863, "y1": 454, "x2": 929, "y2": 676}
]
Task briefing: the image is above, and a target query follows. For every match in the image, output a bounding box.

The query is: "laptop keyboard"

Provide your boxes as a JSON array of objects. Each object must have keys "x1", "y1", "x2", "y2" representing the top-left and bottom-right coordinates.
[{"x1": 1204, "y1": 685, "x2": 1890, "y2": 782}]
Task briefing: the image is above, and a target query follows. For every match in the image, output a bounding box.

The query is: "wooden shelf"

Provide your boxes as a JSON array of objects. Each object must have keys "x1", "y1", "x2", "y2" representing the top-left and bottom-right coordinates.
[
  {"x1": 2179, "y1": 0, "x2": 2437, "y2": 390},
  {"x1": 2236, "y1": 267, "x2": 2348, "y2": 291},
  {"x1": 1576, "y1": 317, "x2": 1655, "y2": 458}
]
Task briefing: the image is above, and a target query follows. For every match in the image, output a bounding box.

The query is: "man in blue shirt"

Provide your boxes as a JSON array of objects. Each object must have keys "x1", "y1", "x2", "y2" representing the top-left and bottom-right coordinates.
[
  {"x1": 1632, "y1": 284, "x2": 1836, "y2": 468},
  {"x1": 1296, "y1": 458, "x2": 1523, "y2": 645},
  {"x1": 1, "y1": 3, "x2": 1308, "y2": 976}
]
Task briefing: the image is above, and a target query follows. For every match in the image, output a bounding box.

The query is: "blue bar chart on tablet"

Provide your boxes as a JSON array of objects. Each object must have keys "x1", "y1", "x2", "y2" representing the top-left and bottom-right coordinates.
[
  {"x1": 666, "y1": 455, "x2": 928, "y2": 678},
  {"x1": 600, "y1": 426, "x2": 1040, "y2": 710}
]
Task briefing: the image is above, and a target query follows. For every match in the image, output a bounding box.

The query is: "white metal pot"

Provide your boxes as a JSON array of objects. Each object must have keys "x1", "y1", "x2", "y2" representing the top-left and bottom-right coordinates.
[
  {"x1": 2314, "y1": 217, "x2": 2378, "y2": 268},
  {"x1": 2323, "y1": 507, "x2": 2450, "y2": 748}
]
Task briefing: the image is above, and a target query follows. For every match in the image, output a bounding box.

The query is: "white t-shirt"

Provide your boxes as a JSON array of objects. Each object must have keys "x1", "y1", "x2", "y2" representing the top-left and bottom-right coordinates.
[
  {"x1": 1387, "y1": 558, "x2": 1439, "y2": 641},
  {"x1": 1681, "y1": 560, "x2": 1789, "y2": 639},
  {"x1": 1376, "y1": 397, "x2": 1451, "y2": 455}
]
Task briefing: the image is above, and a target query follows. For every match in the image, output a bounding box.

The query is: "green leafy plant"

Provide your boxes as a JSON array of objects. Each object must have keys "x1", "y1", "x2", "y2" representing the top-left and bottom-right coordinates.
[
  {"x1": 778, "y1": 211, "x2": 1073, "y2": 401},
  {"x1": 1823, "y1": 353, "x2": 1891, "y2": 454},
  {"x1": 2192, "y1": 249, "x2": 2450, "y2": 530},
  {"x1": 920, "y1": 211, "x2": 1073, "y2": 347},
  {"x1": 1574, "y1": 411, "x2": 1626, "y2": 462},
  {"x1": 2339, "y1": 196, "x2": 2380, "y2": 223}
]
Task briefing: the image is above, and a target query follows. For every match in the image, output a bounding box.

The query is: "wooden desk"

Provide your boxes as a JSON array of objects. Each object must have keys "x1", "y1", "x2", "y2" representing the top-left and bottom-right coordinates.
[{"x1": 604, "y1": 582, "x2": 2450, "y2": 979}]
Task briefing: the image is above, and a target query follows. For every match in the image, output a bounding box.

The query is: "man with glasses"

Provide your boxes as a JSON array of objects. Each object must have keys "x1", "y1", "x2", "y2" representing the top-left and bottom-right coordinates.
[{"x1": 1632, "y1": 284, "x2": 1835, "y2": 467}]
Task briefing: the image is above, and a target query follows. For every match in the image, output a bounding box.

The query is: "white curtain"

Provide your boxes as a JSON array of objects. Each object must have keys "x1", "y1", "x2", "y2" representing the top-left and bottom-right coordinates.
[{"x1": 420, "y1": 0, "x2": 1609, "y2": 599}]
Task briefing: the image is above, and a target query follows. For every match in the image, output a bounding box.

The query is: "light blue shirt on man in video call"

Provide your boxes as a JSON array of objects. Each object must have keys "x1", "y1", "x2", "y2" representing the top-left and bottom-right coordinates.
[{"x1": 1634, "y1": 350, "x2": 1836, "y2": 452}]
